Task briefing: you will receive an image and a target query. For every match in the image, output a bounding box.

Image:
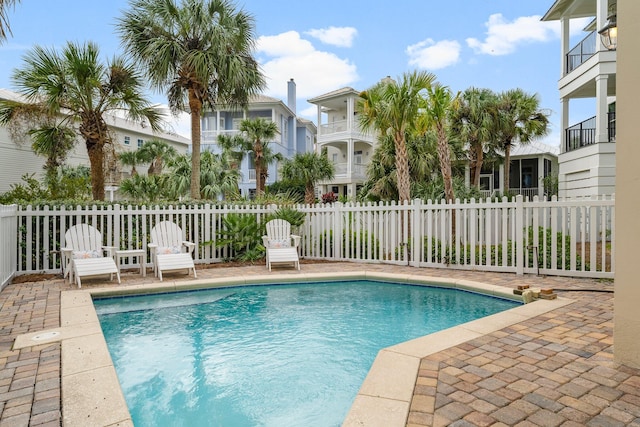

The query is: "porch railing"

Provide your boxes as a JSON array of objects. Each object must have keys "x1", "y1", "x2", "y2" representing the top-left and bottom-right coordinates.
[
  {"x1": 8, "y1": 195, "x2": 614, "y2": 279},
  {"x1": 565, "y1": 112, "x2": 616, "y2": 152},
  {"x1": 566, "y1": 30, "x2": 597, "y2": 74}
]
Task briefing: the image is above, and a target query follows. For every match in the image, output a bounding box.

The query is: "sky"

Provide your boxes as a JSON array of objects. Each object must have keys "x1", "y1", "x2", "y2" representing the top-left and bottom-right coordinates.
[{"x1": 1, "y1": 0, "x2": 594, "y2": 149}]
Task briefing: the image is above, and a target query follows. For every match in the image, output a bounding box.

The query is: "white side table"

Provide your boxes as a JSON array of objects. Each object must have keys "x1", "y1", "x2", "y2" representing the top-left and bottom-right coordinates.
[{"x1": 115, "y1": 249, "x2": 146, "y2": 277}]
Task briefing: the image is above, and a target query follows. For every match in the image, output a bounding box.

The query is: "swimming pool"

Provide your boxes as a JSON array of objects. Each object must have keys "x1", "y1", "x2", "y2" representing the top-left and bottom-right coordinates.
[{"x1": 95, "y1": 280, "x2": 520, "y2": 426}]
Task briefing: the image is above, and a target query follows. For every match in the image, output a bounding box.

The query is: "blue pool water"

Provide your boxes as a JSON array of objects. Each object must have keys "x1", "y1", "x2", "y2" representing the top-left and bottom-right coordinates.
[{"x1": 94, "y1": 280, "x2": 519, "y2": 427}]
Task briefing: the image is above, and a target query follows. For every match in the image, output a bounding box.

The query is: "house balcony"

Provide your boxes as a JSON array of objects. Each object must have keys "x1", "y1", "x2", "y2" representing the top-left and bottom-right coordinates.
[
  {"x1": 329, "y1": 162, "x2": 367, "y2": 180},
  {"x1": 317, "y1": 120, "x2": 376, "y2": 145},
  {"x1": 202, "y1": 129, "x2": 241, "y2": 143},
  {"x1": 564, "y1": 112, "x2": 616, "y2": 153},
  {"x1": 566, "y1": 31, "x2": 597, "y2": 75}
]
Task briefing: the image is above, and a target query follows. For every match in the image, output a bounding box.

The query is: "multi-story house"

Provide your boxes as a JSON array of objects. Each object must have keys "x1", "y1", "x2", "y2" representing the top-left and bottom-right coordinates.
[
  {"x1": 309, "y1": 81, "x2": 558, "y2": 201},
  {"x1": 542, "y1": 0, "x2": 617, "y2": 198},
  {"x1": 200, "y1": 79, "x2": 315, "y2": 198},
  {"x1": 308, "y1": 87, "x2": 376, "y2": 199},
  {"x1": 0, "y1": 88, "x2": 190, "y2": 200}
]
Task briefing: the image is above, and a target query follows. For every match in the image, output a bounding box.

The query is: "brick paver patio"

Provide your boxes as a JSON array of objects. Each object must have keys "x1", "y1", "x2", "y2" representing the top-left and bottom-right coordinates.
[{"x1": 0, "y1": 262, "x2": 636, "y2": 426}]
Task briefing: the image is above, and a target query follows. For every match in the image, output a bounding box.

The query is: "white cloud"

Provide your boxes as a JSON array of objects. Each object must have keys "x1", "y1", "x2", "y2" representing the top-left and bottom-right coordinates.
[
  {"x1": 466, "y1": 13, "x2": 560, "y2": 56},
  {"x1": 256, "y1": 31, "x2": 358, "y2": 99},
  {"x1": 406, "y1": 39, "x2": 461, "y2": 70},
  {"x1": 305, "y1": 26, "x2": 357, "y2": 48}
]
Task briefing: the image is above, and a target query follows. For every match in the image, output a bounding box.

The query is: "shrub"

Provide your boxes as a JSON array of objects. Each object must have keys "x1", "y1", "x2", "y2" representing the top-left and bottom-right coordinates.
[
  {"x1": 216, "y1": 213, "x2": 265, "y2": 261},
  {"x1": 321, "y1": 192, "x2": 338, "y2": 204}
]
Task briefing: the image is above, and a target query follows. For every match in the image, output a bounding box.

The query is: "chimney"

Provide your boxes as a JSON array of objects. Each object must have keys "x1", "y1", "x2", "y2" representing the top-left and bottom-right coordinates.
[{"x1": 287, "y1": 78, "x2": 296, "y2": 113}]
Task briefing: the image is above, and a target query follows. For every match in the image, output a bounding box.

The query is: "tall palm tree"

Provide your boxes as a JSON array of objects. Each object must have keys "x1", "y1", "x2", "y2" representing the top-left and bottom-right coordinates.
[
  {"x1": 496, "y1": 89, "x2": 550, "y2": 195},
  {"x1": 420, "y1": 83, "x2": 458, "y2": 203},
  {"x1": 0, "y1": 0, "x2": 19, "y2": 43},
  {"x1": 358, "y1": 71, "x2": 436, "y2": 203},
  {"x1": 117, "y1": 0, "x2": 265, "y2": 200},
  {"x1": 239, "y1": 118, "x2": 280, "y2": 196},
  {"x1": 1, "y1": 41, "x2": 163, "y2": 200},
  {"x1": 137, "y1": 139, "x2": 177, "y2": 175},
  {"x1": 281, "y1": 152, "x2": 335, "y2": 205},
  {"x1": 452, "y1": 88, "x2": 498, "y2": 187}
]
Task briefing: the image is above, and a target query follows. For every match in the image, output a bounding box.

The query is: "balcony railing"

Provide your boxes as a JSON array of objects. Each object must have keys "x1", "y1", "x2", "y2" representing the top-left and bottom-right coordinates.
[
  {"x1": 566, "y1": 31, "x2": 597, "y2": 74},
  {"x1": 319, "y1": 119, "x2": 348, "y2": 135},
  {"x1": 564, "y1": 112, "x2": 616, "y2": 152},
  {"x1": 333, "y1": 162, "x2": 367, "y2": 179}
]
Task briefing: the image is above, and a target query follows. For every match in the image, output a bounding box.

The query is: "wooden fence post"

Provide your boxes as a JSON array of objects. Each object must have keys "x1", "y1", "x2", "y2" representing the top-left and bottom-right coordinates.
[{"x1": 515, "y1": 195, "x2": 524, "y2": 275}]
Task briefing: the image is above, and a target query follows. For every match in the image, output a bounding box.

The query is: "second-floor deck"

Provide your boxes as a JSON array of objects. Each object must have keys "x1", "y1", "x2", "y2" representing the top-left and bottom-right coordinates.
[{"x1": 565, "y1": 112, "x2": 616, "y2": 153}]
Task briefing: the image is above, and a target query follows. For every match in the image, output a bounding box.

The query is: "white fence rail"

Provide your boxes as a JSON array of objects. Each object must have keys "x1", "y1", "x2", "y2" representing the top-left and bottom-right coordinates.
[
  {"x1": 0, "y1": 204, "x2": 17, "y2": 290},
  {"x1": 8, "y1": 195, "x2": 614, "y2": 279}
]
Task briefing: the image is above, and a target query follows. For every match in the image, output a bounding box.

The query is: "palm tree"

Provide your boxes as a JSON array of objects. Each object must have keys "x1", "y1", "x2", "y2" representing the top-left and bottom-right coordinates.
[
  {"x1": 239, "y1": 118, "x2": 280, "y2": 196},
  {"x1": 358, "y1": 71, "x2": 436, "y2": 203},
  {"x1": 281, "y1": 152, "x2": 335, "y2": 205},
  {"x1": 0, "y1": 0, "x2": 19, "y2": 43},
  {"x1": 137, "y1": 139, "x2": 177, "y2": 175},
  {"x1": 452, "y1": 88, "x2": 498, "y2": 187},
  {"x1": 216, "y1": 133, "x2": 249, "y2": 198},
  {"x1": 496, "y1": 89, "x2": 550, "y2": 195},
  {"x1": 29, "y1": 124, "x2": 76, "y2": 198},
  {"x1": 117, "y1": 0, "x2": 265, "y2": 200},
  {"x1": 360, "y1": 131, "x2": 439, "y2": 201},
  {"x1": 1, "y1": 41, "x2": 163, "y2": 200},
  {"x1": 118, "y1": 151, "x2": 141, "y2": 177},
  {"x1": 420, "y1": 83, "x2": 458, "y2": 203}
]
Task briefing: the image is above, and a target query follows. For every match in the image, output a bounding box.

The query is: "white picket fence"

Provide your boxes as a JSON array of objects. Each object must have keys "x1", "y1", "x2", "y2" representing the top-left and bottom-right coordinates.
[
  {"x1": 0, "y1": 204, "x2": 17, "y2": 290},
  {"x1": 8, "y1": 195, "x2": 614, "y2": 279}
]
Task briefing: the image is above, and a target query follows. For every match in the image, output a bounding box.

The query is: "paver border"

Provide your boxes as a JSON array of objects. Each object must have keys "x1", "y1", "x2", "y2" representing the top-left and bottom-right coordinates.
[{"x1": 13, "y1": 271, "x2": 573, "y2": 427}]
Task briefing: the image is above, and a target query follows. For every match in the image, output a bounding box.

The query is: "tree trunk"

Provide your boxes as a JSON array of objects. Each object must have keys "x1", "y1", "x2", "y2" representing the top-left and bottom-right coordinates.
[
  {"x1": 87, "y1": 141, "x2": 105, "y2": 201},
  {"x1": 394, "y1": 133, "x2": 411, "y2": 202},
  {"x1": 436, "y1": 125, "x2": 455, "y2": 203},
  {"x1": 189, "y1": 90, "x2": 202, "y2": 199},
  {"x1": 503, "y1": 142, "x2": 512, "y2": 196},
  {"x1": 305, "y1": 182, "x2": 315, "y2": 205},
  {"x1": 255, "y1": 140, "x2": 264, "y2": 197},
  {"x1": 80, "y1": 116, "x2": 108, "y2": 201},
  {"x1": 472, "y1": 144, "x2": 484, "y2": 187}
]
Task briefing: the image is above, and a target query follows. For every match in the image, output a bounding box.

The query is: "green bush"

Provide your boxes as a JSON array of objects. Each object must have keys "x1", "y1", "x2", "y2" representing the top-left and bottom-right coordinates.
[
  {"x1": 319, "y1": 229, "x2": 380, "y2": 259},
  {"x1": 215, "y1": 213, "x2": 265, "y2": 261}
]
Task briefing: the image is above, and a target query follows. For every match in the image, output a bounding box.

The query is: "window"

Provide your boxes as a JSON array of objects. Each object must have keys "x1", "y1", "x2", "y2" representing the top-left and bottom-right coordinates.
[
  {"x1": 137, "y1": 139, "x2": 144, "y2": 148},
  {"x1": 544, "y1": 159, "x2": 552, "y2": 178},
  {"x1": 124, "y1": 136, "x2": 130, "y2": 145},
  {"x1": 332, "y1": 153, "x2": 338, "y2": 163}
]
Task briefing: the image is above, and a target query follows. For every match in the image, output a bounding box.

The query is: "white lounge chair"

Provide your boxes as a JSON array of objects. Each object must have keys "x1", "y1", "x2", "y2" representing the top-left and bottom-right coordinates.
[
  {"x1": 147, "y1": 221, "x2": 197, "y2": 281},
  {"x1": 60, "y1": 224, "x2": 120, "y2": 288},
  {"x1": 262, "y1": 219, "x2": 300, "y2": 271}
]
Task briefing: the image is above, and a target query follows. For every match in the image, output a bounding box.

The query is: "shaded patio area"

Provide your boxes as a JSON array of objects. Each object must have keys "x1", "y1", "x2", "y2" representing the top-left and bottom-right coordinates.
[{"x1": 0, "y1": 262, "x2": 636, "y2": 426}]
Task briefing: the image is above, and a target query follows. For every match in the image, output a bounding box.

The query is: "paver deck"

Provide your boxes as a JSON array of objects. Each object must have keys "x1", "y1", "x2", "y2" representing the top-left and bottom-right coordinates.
[{"x1": 0, "y1": 262, "x2": 635, "y2": 426}]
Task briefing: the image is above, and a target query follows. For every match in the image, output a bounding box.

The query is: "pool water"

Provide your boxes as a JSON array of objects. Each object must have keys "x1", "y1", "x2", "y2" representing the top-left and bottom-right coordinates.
[{"x1": 94, "y1": 280, "x2": 519, "y2": 426}]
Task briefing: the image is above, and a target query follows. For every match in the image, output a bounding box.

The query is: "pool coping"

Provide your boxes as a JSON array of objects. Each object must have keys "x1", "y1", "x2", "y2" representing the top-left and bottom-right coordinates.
[{"x1": 12, "y1": 271, "x2": 573, "y2": 427}]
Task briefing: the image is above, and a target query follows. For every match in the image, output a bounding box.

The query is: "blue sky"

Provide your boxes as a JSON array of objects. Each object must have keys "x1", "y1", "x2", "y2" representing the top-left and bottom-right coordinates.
[{"x1": 1, "y1": 0, "x2": 592, "y2": 148}]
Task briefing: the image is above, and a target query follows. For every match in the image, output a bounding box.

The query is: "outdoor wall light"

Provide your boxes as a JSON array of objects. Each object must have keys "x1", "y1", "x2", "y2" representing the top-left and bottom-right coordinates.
[{"x1": 599, "y1": 13, "x2": 617, "y2": 51}]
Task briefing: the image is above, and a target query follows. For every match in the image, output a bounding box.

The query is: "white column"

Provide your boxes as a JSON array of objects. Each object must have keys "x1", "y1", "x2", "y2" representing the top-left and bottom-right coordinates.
[
  {"x1": 560, "y1": 98, "x2": 569, "y2": 153},
  {"x1": 597, "y1": 0, "x2": 608, "y2": 52},
  {"x1": 560, "y1": 17, "x2": 570, "y2": 76},
  {"x1": 498, "y1": 164, "x2": 505, "y2": 194},
  {"x1": 316, "y1": 105, "x2": 322, "y2": 139},
  {"x1": 595, "y1": 75, "x2": 609, "y2": 143},
  {"x1": 347, "y1": 139, "x2": 353, "y2": 177},
  {"x1": 346, "y1": 96, "x2": 353, "y2": 132},
  {"x1": 538, "y1": 157, "x2": 545, "y2": 198}
]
